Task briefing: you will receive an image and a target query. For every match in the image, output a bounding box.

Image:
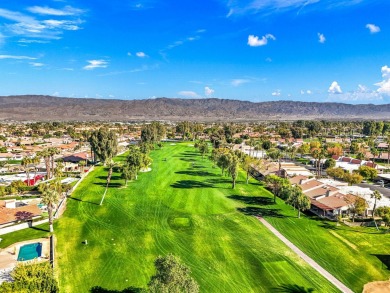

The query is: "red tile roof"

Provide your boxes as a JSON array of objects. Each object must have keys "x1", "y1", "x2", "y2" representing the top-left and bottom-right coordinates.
[{"x1": 0, "y1": 205, "x2": 42, "y2": 225}]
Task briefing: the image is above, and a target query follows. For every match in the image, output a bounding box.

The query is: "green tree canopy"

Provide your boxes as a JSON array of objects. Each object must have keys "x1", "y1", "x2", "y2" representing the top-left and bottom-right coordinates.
[
  {"x1": 0, "y1": 261, "x2": 58, "y2": 293},
  {"x1": 148, "y1": 254, "x2": 199, "y2": 293},
  {"x1": 358, "y1": 166, "x2": 378, "y2": 181},
  {"x1": 88, "y1": 128, "x2": 118, "y2": 165}
]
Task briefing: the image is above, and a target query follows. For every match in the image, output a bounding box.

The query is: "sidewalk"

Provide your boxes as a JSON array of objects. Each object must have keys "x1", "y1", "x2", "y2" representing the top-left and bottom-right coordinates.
[{"x1": 256, "y1": 216, "x2": 353, "y2": 293}]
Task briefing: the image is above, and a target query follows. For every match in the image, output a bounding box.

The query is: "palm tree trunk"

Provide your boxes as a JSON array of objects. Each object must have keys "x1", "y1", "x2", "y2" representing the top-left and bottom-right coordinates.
[
  {"x1": 246, "y1": 170, "x2": 249, "y2": 184},
  {"x1": 298, "y1": 209, "x2": 301, "y2": 218},
  {"x1": 26, "y1": 169, "x2": 30, "y2": 186},
  {"x1": 48, "y1": 205, "x2": 54, "y2": 233}
]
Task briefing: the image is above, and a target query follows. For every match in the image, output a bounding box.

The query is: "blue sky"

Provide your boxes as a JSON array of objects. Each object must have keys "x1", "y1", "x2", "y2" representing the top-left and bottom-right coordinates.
[{"x1": 0, "y1": 0, "x2": 389, "y2": 104}]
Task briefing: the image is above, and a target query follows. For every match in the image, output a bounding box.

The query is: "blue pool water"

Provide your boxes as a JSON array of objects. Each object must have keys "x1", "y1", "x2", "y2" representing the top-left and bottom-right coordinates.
[{"x1": 17, "y1": 242, "x2": 42, "y2": 261}]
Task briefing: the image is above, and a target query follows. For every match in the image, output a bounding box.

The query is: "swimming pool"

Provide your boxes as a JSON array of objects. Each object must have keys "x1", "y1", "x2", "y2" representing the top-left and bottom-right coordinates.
[{"x1": 17, "y1": 242, "x2": 42, "y2": 261}]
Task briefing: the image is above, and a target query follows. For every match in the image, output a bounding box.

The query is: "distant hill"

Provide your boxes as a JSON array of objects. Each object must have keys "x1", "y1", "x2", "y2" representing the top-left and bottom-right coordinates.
[{"x1": 0, "y1": 95, "x2": 389, "y2": 121}]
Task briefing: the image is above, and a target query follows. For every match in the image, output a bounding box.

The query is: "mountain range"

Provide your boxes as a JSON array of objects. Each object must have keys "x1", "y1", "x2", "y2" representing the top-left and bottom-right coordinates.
[{"x1": 0, "y1": 95, "x2": 389, "y2": 122}]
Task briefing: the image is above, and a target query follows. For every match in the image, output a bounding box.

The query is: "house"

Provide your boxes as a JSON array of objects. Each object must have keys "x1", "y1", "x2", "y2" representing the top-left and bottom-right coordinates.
[
  {"x1": 0, "y1": 200, "x2": 42, "y2": 228},
  {"x1": 61, "y1": 152, "x2": 91, "y2": 164}
]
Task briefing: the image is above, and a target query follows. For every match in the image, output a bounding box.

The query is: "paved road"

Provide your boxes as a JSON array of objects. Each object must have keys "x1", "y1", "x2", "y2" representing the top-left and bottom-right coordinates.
[
  {"x1": 357, "y1": 183, "x2": 390, "y2": 198},
  {"x1": 256, "y1": 216, "x2": 353, "y2": 293}
]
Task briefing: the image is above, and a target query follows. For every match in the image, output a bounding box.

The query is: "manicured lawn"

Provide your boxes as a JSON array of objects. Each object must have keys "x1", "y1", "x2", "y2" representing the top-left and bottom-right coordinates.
[
  {"x1": 55, "y1": 143, "x2": 338, "y2": 293},
  {"x1": 243, "y1": 194, "x2": 390, "y2": 292},
  {"x1": 0, "y1": 223, "x2": 49, "y2": 249}
]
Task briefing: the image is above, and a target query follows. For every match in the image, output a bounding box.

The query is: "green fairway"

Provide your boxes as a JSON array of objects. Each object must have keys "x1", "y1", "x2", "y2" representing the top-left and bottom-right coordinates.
[{"x1": 55, "y1": 143, "x2": 338, "y2": 293}]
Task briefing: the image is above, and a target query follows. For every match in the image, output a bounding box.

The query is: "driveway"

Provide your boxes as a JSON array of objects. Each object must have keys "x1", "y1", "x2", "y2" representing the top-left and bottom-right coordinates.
[{"x1": 357, "y1": 183, "x2": 390, "y2": 198}]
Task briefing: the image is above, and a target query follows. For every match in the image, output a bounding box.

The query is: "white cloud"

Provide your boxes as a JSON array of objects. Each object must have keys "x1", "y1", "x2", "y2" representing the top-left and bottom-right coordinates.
[
  {"x1": 83, "y1": 60, "x2": 108, "y2": 70},
  {"x1": 328, "y1": 81, "x2": 342, "y2": 94},
  {"x1": 42, "y1": 19, "x2": 82, "y2": 31},
  {"x1": 178, "y1": 91, "x2": 202, "y2": 99},
  {"x1": 226, "y1": 0, "x2": 363, "y2": 17},
  {"x1": 300, "y1": 89, "x2": 312, "y2": 95},
  {"x1": 358, "y1": 84, "x2": 368, "y2": 92},
  {"x1": 318, "y1": 33, "x2": 326, "y2": 43},
  {"x1": 328, "y1": 85, "x2": 382, "y2": 102},
  {"x1": 272, "y1": 90, "x2": 281, "y2": 96},
  {"x1": 0, "y1": 54, "x2": 37, "y2": 60},
  {"x1": 0, "y1": 7, "x2": 84, "y2": 40},
  {"x1": 366, "y1": 23, "x2": 380, "y2": 34},
  {"x1": 52, "y1": 91, "x2": 60, "y2": 96},
  {"x1": 18, "y1": 39, "x2": 49, "y2": 44},
  {"x1": 27, "y1": 5, "x2": 84, "y2": 16},
  {"x1": 136, "y1": 52, "x2": 148, "y2": 58},
  {"x1": 375, "y1": 65, "x2": 390, "y2": 95},
  {"x1": 248, "y1": 34, "x2": 275, "y2": 47},
  {"x1": 127, "y1": 52, "x2": 132, "y2": 56},
  {"x1": 29, "y1": 62, "x2": 44, "y2": 67},
  {"x1": 381, "y1": 65, "x2": 390, "y2": 79},
  {"x1": 265, "y1": 57, "x2": 272, "y2": 62},
  {"x1": 231, "y1": 79, "x2": 250, "y2": 87},
  {"x1": 204, "y1": 86, "x2": 214, "y2": 97}
]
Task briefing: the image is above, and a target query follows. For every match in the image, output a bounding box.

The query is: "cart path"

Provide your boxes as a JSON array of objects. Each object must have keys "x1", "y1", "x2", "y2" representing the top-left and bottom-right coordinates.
[{"x1": 256, "y1": 216, "x2": 353, "y2": 293}]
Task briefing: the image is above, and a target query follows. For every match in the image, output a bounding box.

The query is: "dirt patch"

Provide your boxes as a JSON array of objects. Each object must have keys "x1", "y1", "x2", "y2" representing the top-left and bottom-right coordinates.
[
  {"x1": 328, "y1": 230, "x2": 357, "y2": 250},
  {"x1": 363, "y1": 280, "x2": 390, "y2": 293}
]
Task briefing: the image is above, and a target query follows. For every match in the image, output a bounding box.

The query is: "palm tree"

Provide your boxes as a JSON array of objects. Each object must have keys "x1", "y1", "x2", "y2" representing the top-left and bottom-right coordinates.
[
  {"x1": 267, "y1": 148, "x2": 283, "y2": 174},
  {"x1": 371, "y1": 190, "x2": 382, "y2": 218},
  {"x1": 41, "y1": 185, "x2": 60, "y2": 233},
  {"x1": 48, "y1": 147, "x2": 60, "y2": 178},
  {"x1": 37, "y1": 149, "x2": 51, "y2": 180},
  {"x1": 31, "y1": 155, "x2": 41, "y2": 184},
  {"x1": 78, "y1": 160, "x2": 86, "y2": 174},
  {"x1": 371, "y1": 148, "x2": 379, "y2": 163},
  {"x1": 21, "y1": 157, "x2": 32, "y2": 186}
]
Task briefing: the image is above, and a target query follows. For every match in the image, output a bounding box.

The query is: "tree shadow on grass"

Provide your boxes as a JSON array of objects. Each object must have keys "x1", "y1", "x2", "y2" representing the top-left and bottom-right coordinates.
[
  {"x1": 90, "y1": 286, "x2": 142, "y2": 293},
  {"x1": 274, "y1": 284, "x2": 315, "y2": 293},
  {"x1": 228, "y1": 195, "x2": 274, "y2": 206},
  {"x1": 175, "y1": 170, "x2": 217, "y2": 177},
  {"x1": 237, "y1": 206, "x2": 286, "y2": 218},
  {"x1": 372, "y1": 254, "x2": 390, "y2": 270},
  {"x1": 191, "y1": 165, "x2": 204, "y2": 169},
  {"x1": 30, "y1": 225, "x2": 50, "y2": 232},
  {"x1": 97, "y1": 176, "x2": 122, "y2": 181},
  {"x1": 180, "y1": 158, "x2": 196, "y2": 162},
  {"x1": 68, "y1": 196, "x2": 99, "y2": 205},
  {"x1": 204, "y1": 178, "x2": 232, "y2": 185},
  {"x1": 171, "y1": 180, "x2": 214, "y2": 189},
  {"x1": 93, "y1": 182, "x2": 123, "y2": 188}
]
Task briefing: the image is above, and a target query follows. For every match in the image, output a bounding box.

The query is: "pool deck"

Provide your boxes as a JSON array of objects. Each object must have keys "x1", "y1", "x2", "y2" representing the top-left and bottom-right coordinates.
[{"x1": 0, "y1": 237, "x2": 50, "y2": 271}]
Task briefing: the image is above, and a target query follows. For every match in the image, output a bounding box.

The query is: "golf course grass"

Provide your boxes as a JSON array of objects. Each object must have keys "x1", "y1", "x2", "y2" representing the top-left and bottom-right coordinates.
[{"x1": 55, "y1": 143, "x2": 339, "y2": 292}]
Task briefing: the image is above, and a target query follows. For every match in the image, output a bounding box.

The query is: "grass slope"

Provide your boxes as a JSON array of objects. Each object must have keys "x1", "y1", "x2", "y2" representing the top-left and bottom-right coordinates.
[
  {"x1": 56, "y1": 143, "x2": 337, "y2": 293},
  {"x1": 260, "y1": 204, "x2": 390, "y2": 293}
]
